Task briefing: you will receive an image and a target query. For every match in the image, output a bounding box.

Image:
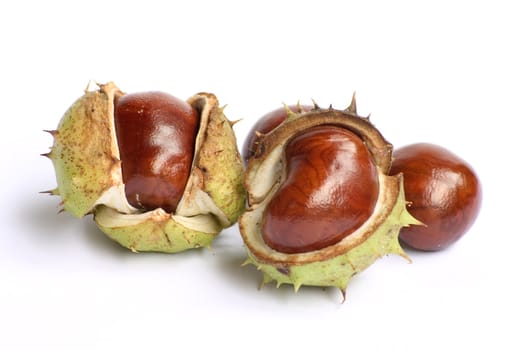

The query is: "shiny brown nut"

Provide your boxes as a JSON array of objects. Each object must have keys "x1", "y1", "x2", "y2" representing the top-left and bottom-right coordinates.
[
  {"x1": 390, "y1": 143, "x2": 482, "y2": 251},
  {"x1": 262, "y1": 125, "x2": 379, "y2": 253},
  {"x1": 114, "y1": 92, "x2": 199, "y2": 213}
]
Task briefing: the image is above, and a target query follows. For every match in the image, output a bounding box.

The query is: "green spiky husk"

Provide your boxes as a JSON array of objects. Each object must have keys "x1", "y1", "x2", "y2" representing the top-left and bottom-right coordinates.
[
  {"x1": 93, "y1": 207, "x2": 217, "y2": 253},
  {"x1": 45, "y1": 83, "x2": 245, "y2": 253},
  {"x1": 242, "y1": 175, "x2": 419, "y2": 292},
  {"x1": 239, "y1": 104, "x2": 422, "y2": 294},
  {"x1": 47, "y1": 83, "x2": 123, "y2": 217},
  {"x1": 188, "y1": 101, "x2": 245, "y2": 225}
]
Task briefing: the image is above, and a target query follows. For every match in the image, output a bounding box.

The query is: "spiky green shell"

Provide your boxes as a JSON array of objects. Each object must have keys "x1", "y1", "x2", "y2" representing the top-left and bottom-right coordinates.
[
  {"x1": 94, "y1": 206, "x2": 220, "y2": 253},
  {"x1": 240, "y1": 174, "x2": 420, "y2": 294},
  {"x1": 45, "y1": 82, "x2": 245, "y2": 253},
  {"x1": 45, "y1": 82, "x2": 126, "y2": 217},
  {"x1": 185, "y1": 93, "x2": 246, "y2": 225},
  {"x1": 239, "y1": 102, "x2": 421, "y2": 295}
]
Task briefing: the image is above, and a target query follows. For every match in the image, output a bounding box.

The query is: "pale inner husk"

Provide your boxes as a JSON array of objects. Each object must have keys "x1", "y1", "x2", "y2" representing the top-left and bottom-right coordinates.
[
  {"x1": 245, "y1": 145, "x2": 284, "y2": 203},
  {"x1": 94, "y1": 184, "x2": 137, "y2": 214},
  {"x1": 95, "y1": 206, "x2": 222, "y2": 234}
]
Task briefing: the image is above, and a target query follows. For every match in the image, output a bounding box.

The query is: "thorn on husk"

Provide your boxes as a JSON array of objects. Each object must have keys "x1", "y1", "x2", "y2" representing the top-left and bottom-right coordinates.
[
  {"x1": 346, "y1": 92, "x2": 357, "y2": 114},
  {"x1": 228, "y1": 118, "x2": 242, "y2": 127},
  {"x1": 43, "y1": 129, "x2": 58, "y2": 137},
  {"x1": 40, "y1": 189, "x2": 59, "y2": 196},
  {"x1": 296, "y1": 101, "x2": 304, "y2": 113},
  {"x1": 84, "y1": 80, "x2": 100, "y2": 93},
  {"x1": 340, "y1": 288, "x2": 347, "y2": 303},
  {"x1": 282, "y1": 103, "x2": 296, "y2": 120}
]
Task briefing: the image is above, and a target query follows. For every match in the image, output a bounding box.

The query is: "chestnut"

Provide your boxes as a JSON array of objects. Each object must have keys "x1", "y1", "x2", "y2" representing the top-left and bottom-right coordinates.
[
  {"x1": 239, "y1": 100, "x2": 420, "y2": 295},
  {"x1": 242, "y1": 104, "x2": 312, "y2": 162},
  {"x1": 262, "y1": 125, "x2": 379, "y2": 254},
  {"x1": 114, "y1": 91, "x2": 200, "y2": 213},
  {"x1": 390, "y1": 143, "x2": 482, "y2": 251},
  {"x1": 44, "y1": 82, "x2": 245, "y2": 253}
]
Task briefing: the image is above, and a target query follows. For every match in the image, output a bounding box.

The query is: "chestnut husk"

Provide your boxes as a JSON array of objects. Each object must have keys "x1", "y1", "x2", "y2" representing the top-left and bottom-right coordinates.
[
  {"x1": 239, "y1": 100, "x2": 421, "y2": 297},
  {"x1": 44, "y1": 82, "x2": 245, "y2": 252}
]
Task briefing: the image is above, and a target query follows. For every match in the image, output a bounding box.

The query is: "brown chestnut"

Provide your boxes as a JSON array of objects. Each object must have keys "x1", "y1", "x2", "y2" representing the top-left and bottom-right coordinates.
[
  {"x1": 242, "y1": 104, "x2": 312, "y2": 162},
  {"x1": 262, "y1": 125, "x2": 379, "y2": 253},
  {"x1": 114, "y1": 92, "x2": 199, "y2": 213},
  {"x1": 44, "y1": 82, "x2": 246, "y2": 253},
  {"x1": 390, "y1": 143, "x2": 482, "y2": 251},
  {"x1": 239, "y1": 102, "x2": 420, "y2": 293}
]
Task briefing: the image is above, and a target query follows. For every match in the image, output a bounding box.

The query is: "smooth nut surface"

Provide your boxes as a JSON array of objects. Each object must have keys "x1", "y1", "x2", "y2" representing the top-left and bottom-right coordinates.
[
  {"x1": 114, "y1": 92, "x2": 200, "y2": 213},
  {"x1": 390, "y1": 143, "x2": 482, "y2": 251},
  {"x1": 262, "y1": 126, "x2": 379, "y2": 254}
]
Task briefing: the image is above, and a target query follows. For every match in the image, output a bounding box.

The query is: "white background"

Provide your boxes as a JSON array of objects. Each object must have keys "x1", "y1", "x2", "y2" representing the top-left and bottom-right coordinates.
[{"x1": 1, "y1": 1, "x2": 523, "y2": 349}]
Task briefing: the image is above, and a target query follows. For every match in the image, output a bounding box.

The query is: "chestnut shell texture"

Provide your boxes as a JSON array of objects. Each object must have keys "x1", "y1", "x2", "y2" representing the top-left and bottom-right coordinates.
[
  {"x1": 44, "y1": 82, "x2": 245, "y2": 253},
  {"x1": 239, "y1": 101, "x2": 421, "y2": 296}
]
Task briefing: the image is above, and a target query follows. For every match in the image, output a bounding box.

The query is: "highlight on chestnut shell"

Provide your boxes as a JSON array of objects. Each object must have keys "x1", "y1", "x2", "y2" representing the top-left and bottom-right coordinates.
[
  {"x1": 42, "y1": 81, "x2": 245, "y2": 253},
  {"x1": 390, "y1": 143, "x2": 482, "y2": 251},
  {"x1": 239, "y1": 96, "x2": 422, "y2": 298}
]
